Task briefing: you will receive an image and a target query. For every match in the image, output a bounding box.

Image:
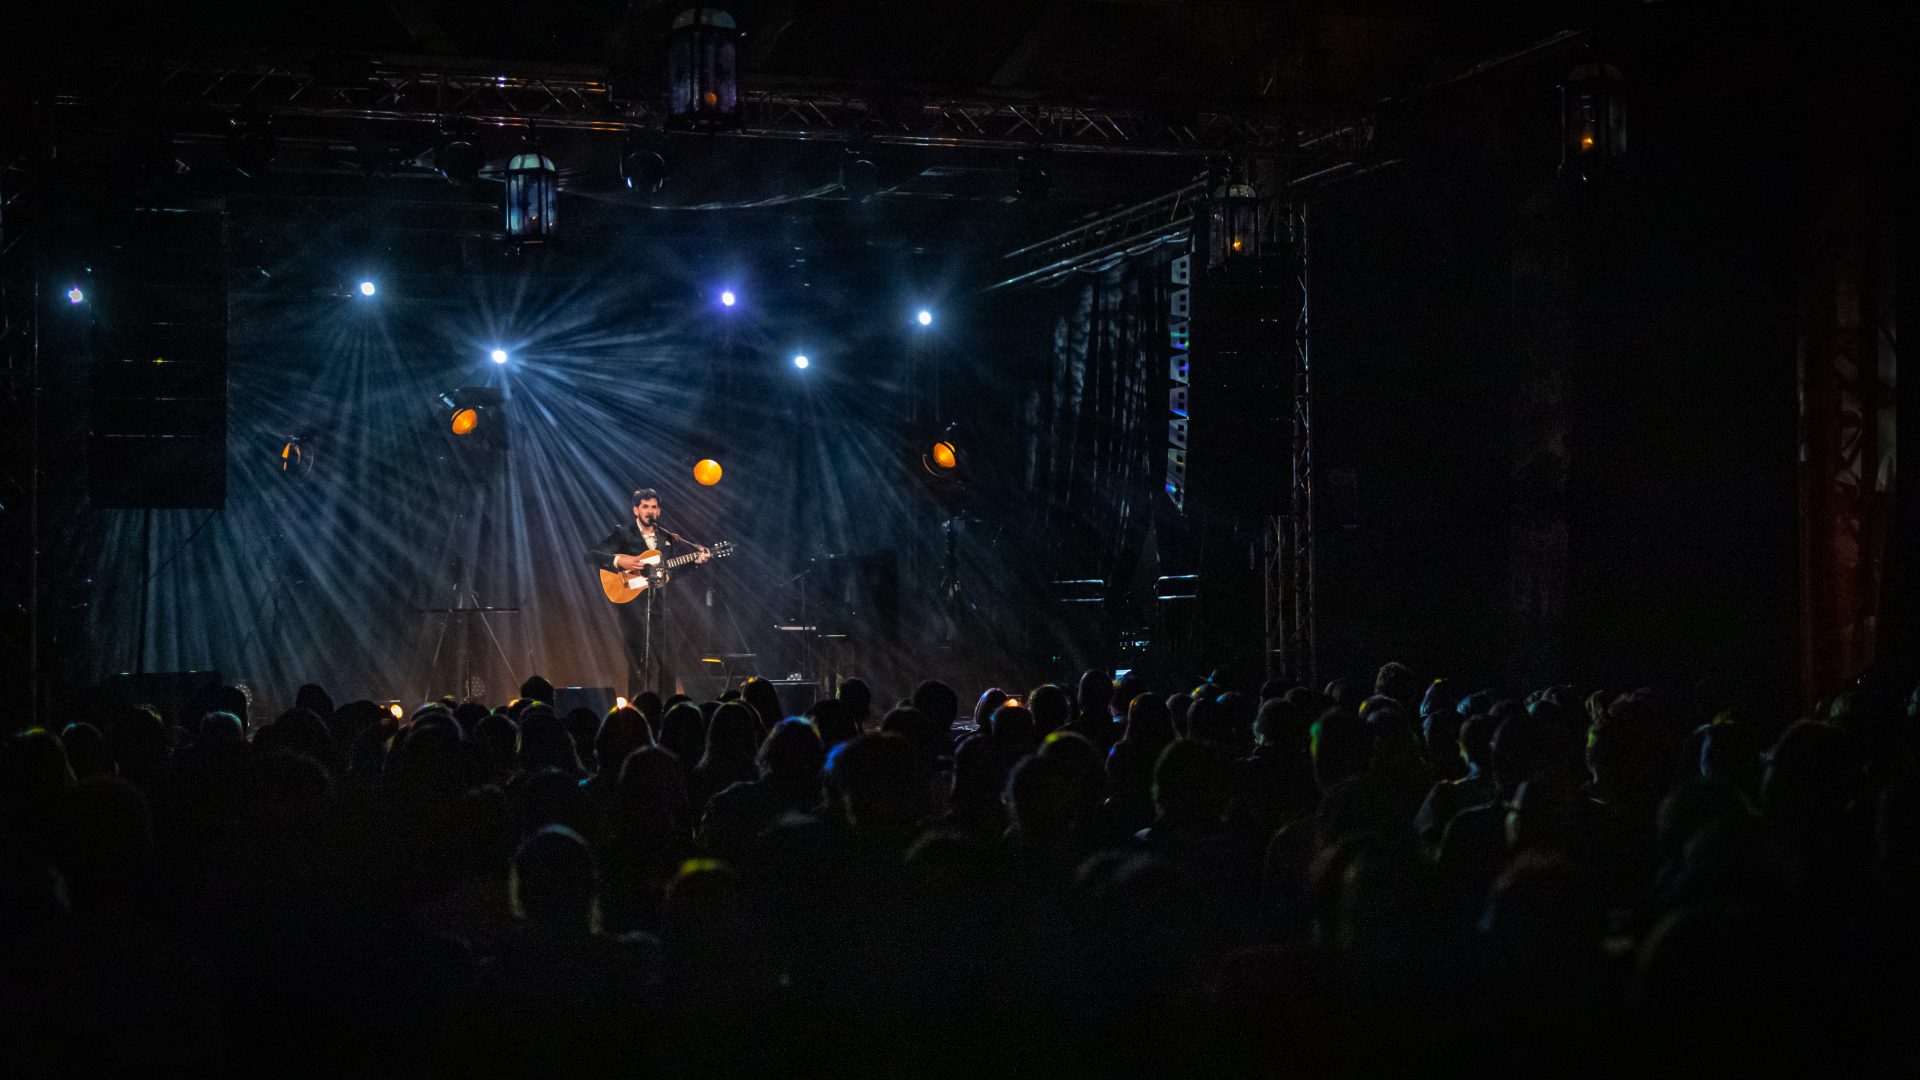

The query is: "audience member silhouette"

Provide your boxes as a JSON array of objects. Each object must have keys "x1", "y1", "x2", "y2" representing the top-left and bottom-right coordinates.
[{"x1": 687, "y1": 701, "x2": 763, "y2": 815}]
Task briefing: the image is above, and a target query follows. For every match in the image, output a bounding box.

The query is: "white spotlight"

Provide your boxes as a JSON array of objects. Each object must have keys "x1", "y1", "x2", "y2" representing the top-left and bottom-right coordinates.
[
  {"x1": 720, "y1": 290, "x2": 737, "y2": 307},
  {"x1": 792, "y1": 354, "x2": 809, "y2": 369},
  {"x1": 490, "y1": 348, "x2": 509, "y2": 365},
  {"x1": 916, "y1": 309, "x2": 933, "y2": 326},
  {"x1": 358, "y1": 281, "x2": 376, "y2": 297},
  {"x1": 67, "y1": 286, "x2": 86, "y2": 305}
]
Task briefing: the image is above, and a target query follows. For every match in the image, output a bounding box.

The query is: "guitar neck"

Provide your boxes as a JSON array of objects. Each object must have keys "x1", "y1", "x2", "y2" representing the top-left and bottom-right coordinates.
[{"x1": 662, "y1": 551, "x2": 701, "y2": 568}]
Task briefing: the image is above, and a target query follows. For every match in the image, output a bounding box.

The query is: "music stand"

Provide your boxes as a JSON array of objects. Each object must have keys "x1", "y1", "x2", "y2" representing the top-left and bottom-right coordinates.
[{"x1": 421, "y1": 558, "x2": 519, "y2": 702}]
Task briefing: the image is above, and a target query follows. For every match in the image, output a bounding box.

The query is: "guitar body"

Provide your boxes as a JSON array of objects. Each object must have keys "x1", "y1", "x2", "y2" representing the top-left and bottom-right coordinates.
[
  {"x1": 599, "y1": 549, "x2": 666, "y2": 604},
  {"x1": 598, "y1": 541, "x2": 734, "y2": 604}
]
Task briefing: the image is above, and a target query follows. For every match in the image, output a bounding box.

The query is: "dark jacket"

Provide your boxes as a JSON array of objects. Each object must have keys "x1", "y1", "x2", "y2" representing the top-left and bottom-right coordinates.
[{"x1": 586, "y1": 521, "x2": 676, "y2": 573}]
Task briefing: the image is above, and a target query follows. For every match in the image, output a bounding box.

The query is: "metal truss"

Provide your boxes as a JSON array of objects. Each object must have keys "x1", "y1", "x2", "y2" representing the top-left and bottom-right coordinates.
[
  {"x1": 989, "y1": 179, "x2": 1205, "y2": 290},
  {"x1": 51, "y1": 53, "x2": 1373, "y2": 157},
  {"x1": 0, "y1": 141, "x2": 39, "y2": 710},
  {"x1": 1265, "y1": 200, "x2": 1314, "y2": 686}
]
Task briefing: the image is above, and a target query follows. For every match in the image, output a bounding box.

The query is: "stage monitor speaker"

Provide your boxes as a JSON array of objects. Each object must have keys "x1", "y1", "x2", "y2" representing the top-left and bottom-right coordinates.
[
  {"x1": 681, "y1": 672, "x2": 731, "y2": 703},
  {"x1": 771, "y1": 680, "x2": 821, "y2": 718},
  {"x1": 555, "y1": 686, "x2": 616, "y2": 715},
  {"x1": 99, "y1": 670, "x2": 225, "y2": 726}
]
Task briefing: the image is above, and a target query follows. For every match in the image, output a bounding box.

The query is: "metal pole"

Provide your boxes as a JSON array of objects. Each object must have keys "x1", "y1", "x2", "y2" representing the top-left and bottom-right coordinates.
[
  {"x1": 1298, "y1": 201, "x2": 1317, "y2": 688},
  {"x1": 137, "y1": 507, "x2": 151, "y2": 675}
]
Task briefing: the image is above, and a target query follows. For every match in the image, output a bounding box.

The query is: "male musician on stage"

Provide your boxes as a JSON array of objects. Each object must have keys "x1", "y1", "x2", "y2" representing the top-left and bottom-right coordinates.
[{"x1": 586, "y1": 488, "x2": 710, "y2": 698}]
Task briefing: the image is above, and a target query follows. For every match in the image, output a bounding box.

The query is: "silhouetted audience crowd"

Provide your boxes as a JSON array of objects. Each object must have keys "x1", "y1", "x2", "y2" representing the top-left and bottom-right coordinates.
[{"x1": 4, "y1": 664, "x2": 1919, "y2": 1077}]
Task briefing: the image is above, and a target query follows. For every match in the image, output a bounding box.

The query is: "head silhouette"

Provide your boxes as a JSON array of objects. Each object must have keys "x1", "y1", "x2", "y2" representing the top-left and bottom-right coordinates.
[
  {"x1": 519, "y1": 675, "x2": 556, "y2": 706},
  {"x1": 595, "y1": 706, "x2": 651, "y2": 779},
  {"x1": 911, "y1": 680, "x2": 960, "y2": 734},
  {"x1": 512, "y1": 824, "x2": 598, "y2": 932},
  {"x1": 517, "y1": 706, "x2": 584, "y2": 775},
  {"x1": 1762, "y1": 720, "x2": 1858, "y2": 829},
  {"x1": 1124, "y1": 694, "x2": 1176, "y2": 746},
  {"x1": 657, "y1": 702, "x2": 706, "y2": 771},
  {"x1": 990, "y1": 704, "x2": 1039, "y2": 760},
  {"x1": 759, "y1": 717, "x2": 826, "y2": 783},
  {"x1": 807, "y1": 698, "x2": 861, "y2": 751},
  {"x1": 701, "y1": 702, "x2": 762, "y2": 771},
  {"x1": 838, "y1": 678, "x2": 872, "y2": 722},
  {"x1": 740, "y1": 677, "x2": 784, "y2": 732},
  {"x1": 829, "y1": 733, "x2": 923, "y2": 831},
  {"x1": 1007, "y1": 753, "x2": 1077, "y2": 847},
  {"x1": 1027, "y1": 684, "x2": 1070, "y2": 735},
  {"x1": 1374, "y1": 661, "x2": 1421, "y2": 709},
  {"x1": 59, "y1": 723, "x2": 116, "y2": 780},
  {"x1": 1153, "y1": 738, "x2": 1236, "y2": 828}
]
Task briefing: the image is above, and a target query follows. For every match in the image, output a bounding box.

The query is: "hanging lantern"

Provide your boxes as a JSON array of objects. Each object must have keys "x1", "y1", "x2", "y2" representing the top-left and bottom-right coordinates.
[
  {"x1": 1560, "y1": 63, "x2": 1626, "y2": 184},
  {"x1": 503, "y1": 151, "x2": 558, "y2": 240},
  {"x1": 667, "y1": 8, "x2": 741, "y2": 131},
  {"x1": 1206, "y1": 162, "x2": 1266, "y2": 270}
]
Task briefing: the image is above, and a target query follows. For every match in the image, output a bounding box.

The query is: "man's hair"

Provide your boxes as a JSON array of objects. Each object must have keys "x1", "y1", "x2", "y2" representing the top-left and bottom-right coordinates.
[{"x1": 632, "y1": 487, "x2": 659, "y2": 503}]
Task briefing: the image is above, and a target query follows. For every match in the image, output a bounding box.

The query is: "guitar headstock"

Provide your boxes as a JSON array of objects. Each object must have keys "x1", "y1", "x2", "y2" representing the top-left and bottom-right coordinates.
[{"x1": 708, "y1": 540, "x2": 735, "y2": 559}]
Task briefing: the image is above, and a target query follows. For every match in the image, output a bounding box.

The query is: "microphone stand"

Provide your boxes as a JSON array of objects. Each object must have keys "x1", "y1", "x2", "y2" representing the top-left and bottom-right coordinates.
[
  {"x1": 637, "y1": 520, "x2": 698, "y2": 696},
  {"x1": 642, "y1": 563, "x2": 661, "y2": 695}
]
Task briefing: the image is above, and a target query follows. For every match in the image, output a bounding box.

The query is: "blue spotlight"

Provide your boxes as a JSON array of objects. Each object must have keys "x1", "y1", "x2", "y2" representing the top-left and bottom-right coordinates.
[
  {"x1": 916, "y1": 309, "x2": 933, "y2": 326},
  {"x1": 358, "y1": 280, "x2": 376, "y2": 297},
  {"x1": 720, "y1": 289, "x2": 737, "y2": 307},
  {"x1": 67, "y1": 286, "x2": 85, "y2": 305},
  {"x1": 792, "y1": 354, "x2": 809, "y2": 369},
  {"x1": 490, "y1": 348, "x2": 509, "y2": 365}
]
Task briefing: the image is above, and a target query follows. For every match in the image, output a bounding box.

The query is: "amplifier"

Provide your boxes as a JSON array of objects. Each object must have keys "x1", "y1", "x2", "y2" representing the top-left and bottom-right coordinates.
[
  {"x1": 99, "y1": 671, "x2": 226, "y2": 727},
  {"x1": 771, "y1": 680, "x2": 822, "y2": 718},
  {"x1": 555, "y1": 686, "x2": 616, "y2": 715}
]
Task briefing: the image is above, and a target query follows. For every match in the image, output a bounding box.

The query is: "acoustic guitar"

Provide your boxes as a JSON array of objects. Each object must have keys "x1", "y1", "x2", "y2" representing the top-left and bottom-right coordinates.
[{"x1": 598, "y1": 541, "x2": 735, "y2": 604}]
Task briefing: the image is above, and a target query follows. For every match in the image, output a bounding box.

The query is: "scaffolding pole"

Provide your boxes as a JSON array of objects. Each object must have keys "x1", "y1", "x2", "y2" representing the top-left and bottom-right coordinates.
[{"x1": 1266, "y1": 200, "x2": 1313, "y2": 686}]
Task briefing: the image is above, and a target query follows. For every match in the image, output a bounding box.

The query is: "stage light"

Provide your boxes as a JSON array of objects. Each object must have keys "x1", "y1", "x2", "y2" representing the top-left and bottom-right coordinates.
[
  {"x1": 1560, "y1": 63, "x2": 1626, "y2": 184},
  {"x1": 720, "y1": 290, "x2": 736, "y2": 307},
  {"x1": 358, "y1": 281, "x2": 376, "y2": 297},
  {"x1": 490, "y1": 348, "x2": 509, "y2": 364},
  {"x1": 693, "y1": 458, "x2": 723, "y2": 486},
  {"x1": 793, "y1": 354, "x2": 809, "y2": 369},
  {"x1": 278, "y1": 437, "x2": 314, "y2": 479},
  {"x1": 504, "y1": 150, "x2": 558, "y2": 240},
  {"x1": 916, "y1": 309, "x2": 933, "y2": 326},
  {"x1": 1206, "y1": 159, "x2": 1265, "y2": 269},
  {"x1": 436, "y1": 118, "x2": 483, "y2": 183},
  {"x1": 388, "y1": 703, "x2": 404, "y2": 721},
  {"x1": 666, "y1": 7, "x2": 741, "y2": 131},
  {"x1": 615, "y1": 696, "x2": 629, "y2": 710},
  {"x1": 921, "y1": 426, "x2": 969, "y2": 499},
  {"x1": 620, "y1": 140, "x2": 668, "y2": 193},
  {"x1": 842, "y1": 147, "x2": 879, "y2": 202},
  {"x1": 439, "y1": 386, "x2": 508, "y2": 450},
  {"x1": 67, "y1": 286, "x2": 85, "y2": 304}
]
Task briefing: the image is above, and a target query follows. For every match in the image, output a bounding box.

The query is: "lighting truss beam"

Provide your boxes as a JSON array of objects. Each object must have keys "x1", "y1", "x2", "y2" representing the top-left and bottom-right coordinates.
[
  {"x1": 989, "y1": 179, "x2": 1207, "y2": 290},
  {"x1": 1264, "y1": 200, "x2": 1313, "y2": 685},
  {"x1": 49, "y1": 54, "x2": 1374, "y2": 157}
]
